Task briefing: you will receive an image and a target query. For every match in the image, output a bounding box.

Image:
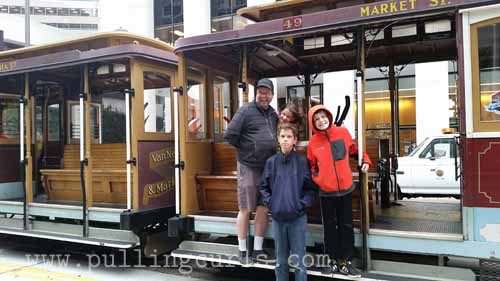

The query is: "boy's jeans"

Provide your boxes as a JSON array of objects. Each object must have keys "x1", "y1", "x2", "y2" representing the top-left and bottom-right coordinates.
[{"x1": 272, "y1": 214, "x2": 307, "y2": 281}]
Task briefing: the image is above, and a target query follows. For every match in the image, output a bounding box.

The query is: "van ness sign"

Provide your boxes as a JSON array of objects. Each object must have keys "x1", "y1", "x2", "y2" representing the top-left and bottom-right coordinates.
[{"x1": 138, "y1": 142, "x2": 175, "y2": 209}]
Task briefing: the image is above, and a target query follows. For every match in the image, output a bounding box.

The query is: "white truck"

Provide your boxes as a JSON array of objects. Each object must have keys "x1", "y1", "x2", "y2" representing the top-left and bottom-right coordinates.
[{"x1": 397, "y1": 134, "x2": 460, "y2": 198}]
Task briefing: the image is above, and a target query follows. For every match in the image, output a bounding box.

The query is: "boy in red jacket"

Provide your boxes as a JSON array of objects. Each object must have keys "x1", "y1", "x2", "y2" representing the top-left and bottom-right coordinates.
[{"x1": 306, "y1": 105, "x2": 371, "y2": 277}]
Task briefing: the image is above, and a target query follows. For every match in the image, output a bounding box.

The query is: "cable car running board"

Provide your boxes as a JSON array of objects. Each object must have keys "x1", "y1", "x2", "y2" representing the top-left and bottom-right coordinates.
[
  {"x1": 0, "y1": 217, "x2": 140, "y2": 249},
  {"x1": 171, "y1": 241, "x2": 474, "y2": 281}
]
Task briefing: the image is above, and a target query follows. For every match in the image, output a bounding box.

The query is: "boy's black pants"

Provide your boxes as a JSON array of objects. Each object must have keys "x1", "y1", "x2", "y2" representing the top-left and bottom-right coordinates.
[{"x1": 319, "y1": 192, "x2": 354, "y2": 261}]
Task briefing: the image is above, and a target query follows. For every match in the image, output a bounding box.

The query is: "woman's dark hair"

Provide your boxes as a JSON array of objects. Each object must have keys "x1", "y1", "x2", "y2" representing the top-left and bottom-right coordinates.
[{"x1": 280, "y1": 102, "x2": 302, "y2": 124}]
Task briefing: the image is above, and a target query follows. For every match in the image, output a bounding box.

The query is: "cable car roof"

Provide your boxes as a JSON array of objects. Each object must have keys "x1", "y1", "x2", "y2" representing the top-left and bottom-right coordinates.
[
  {"x1": 175, "y1": 0, "x2": 496, "y2": 78},
  {"x1": 0, "y1": 32, "x2": 177, "y2": 77}
]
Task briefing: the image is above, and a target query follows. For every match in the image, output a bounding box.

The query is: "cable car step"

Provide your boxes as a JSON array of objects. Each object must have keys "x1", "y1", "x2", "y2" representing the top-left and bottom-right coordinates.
[
  {"x1": 171, "y1": 241, "x2": 473, "y2": 281},
  {"x1": 0, "y1": 227, "x2": 138, "y2": 248},
  {"x1": 0, "y1": 217, "x2": 140, "y2": 248}
]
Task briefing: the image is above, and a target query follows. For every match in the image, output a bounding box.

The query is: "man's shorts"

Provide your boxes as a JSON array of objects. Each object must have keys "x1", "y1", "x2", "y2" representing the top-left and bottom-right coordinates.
[{"x1": 237, "y1": 161, "x2": 264, "y2": 211}]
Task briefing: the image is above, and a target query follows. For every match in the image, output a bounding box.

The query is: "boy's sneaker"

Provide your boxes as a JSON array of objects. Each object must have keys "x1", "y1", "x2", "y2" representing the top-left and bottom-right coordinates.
[
  {"x1": 251, "y1": 249, "x2": 274, "y2": 263},
  {"x1": 339, "y1": 260, "x2": 361, "y2": 277},
  {"x1": 239, "y1": 251, "x2": 252, "y2": 266},
  {"x1": 320, "y1": 260, "x2": 339, "y2": 275}
]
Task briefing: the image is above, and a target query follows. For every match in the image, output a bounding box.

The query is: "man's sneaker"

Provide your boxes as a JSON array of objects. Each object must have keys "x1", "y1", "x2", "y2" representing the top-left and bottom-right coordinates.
[
  {"x1": 251, "y1": 249, "x2": 274, "y2": 263},
  {"x1": 320, "y1": 260, "x2": 339, "y2": 275},
  {"x1": 239, "y1": 251, "x2": 252, "y2": 266},
  {"x1": 339, "y1": 260, "x2": 362, "y2": 277}
]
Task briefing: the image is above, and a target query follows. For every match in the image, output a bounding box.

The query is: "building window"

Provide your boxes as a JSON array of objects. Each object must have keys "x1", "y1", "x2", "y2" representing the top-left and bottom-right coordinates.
[
  {"x1": 211, "y1": 0, "x2": 247, "y2": 32},
  {"x1": 154, "y1": 24, "x2": 184, "y2": 46},
  {"x1": 57, "y1": 8, "x2": 69, "y2": 16},
  {"x1": 46, "y1": 7, "x2": 57, "y2": 15},
  {"x1": 155, "y1": 0, "x2": 183, "y2": 26},
  {"x1": 43, "y1": 23, "x2": 98, "y2": 30},
  {"x1": 9, "y1": 6, "x2": 23, "y2": 14},
  {"x1": 5, "y1": 6, "x2": 97, "y2": 17},
  {"x1": 33, "y1": 7, "x2": 45, "y2": 15},
  {"x1": 155, "y1": 0, "x2": 184, "y2": 45}
]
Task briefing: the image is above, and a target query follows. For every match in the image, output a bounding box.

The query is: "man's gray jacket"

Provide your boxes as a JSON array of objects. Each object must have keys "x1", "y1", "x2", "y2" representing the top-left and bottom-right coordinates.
[{"x1": 224, "y1": 101, "x2": 278, "y2": 169}]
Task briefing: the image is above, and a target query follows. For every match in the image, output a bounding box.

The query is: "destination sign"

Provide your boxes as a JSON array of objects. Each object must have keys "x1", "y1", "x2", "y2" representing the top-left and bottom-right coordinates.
[
  {"x1": 360, "y1": 0, "x2": 451, "y2": 17},
  {"x1": 0, "y1": 61, "x2": 16, "y2": 72}
]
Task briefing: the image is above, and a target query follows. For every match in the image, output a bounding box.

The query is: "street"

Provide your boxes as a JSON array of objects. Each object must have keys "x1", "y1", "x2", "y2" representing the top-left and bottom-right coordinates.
[{"x1": 0, "y1": 234, "x2": 286, "y2": 281}]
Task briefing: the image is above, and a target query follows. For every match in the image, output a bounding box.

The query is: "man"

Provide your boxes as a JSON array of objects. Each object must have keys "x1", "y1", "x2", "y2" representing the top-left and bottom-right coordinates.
[{"x1": 224, "y1": 78, "x2": 278, "y2": 264}]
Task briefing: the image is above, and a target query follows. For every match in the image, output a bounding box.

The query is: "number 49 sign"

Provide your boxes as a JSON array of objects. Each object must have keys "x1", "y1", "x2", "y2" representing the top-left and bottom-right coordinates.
[{"x1": 283, "y1": 16, "x2": 303, "y2": 30}]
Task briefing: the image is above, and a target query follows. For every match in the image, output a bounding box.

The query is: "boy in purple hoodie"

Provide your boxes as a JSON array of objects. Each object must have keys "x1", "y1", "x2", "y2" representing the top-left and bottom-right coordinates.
[{"x1": 260, "y1": 123, "x2": 316, "y2": 281}]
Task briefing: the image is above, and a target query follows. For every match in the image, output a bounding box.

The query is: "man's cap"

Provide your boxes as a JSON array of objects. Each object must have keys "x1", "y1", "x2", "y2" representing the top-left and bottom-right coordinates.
[{"x1": 256, "y1": 78, "x2": 274, "y2": 91}]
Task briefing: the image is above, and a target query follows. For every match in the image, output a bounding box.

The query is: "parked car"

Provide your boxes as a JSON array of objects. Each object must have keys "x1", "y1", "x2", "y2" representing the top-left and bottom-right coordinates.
[{"x1": 397, "y1": 134, "x2": 460, "y2": 198}]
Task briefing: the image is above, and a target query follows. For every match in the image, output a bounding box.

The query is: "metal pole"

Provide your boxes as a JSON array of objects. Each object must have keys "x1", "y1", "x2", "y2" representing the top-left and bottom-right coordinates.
[
  {"x1": 174, "y1": 85, "x2": 180, "y2": 215},
  {"x1": 24, "y1": 0, "x2": 30, "y2": 46},
  {"x1": 125, "y1": 89, "x2": 132, "y2": 210},
  {"x1": 79, "y1": 90, "x2": 89, "y2": 237},
  {"x1": 356, "y1": 27, "x2": 370, "y2": 272},
  {"x1": 20, "y1": 95, "x2": 27, "y2": 230},
  {"x1": 304, "y1": 73, "x2": 311, "y2": 136},
  {"x1": 389, "y1": 62, "x2": 400, "y2": 204}
]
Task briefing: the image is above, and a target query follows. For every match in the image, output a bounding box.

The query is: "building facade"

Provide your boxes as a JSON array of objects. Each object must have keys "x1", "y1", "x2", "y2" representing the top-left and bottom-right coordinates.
[{"x1": 0, "y1": 0, "x2": 99, "y2": 44}]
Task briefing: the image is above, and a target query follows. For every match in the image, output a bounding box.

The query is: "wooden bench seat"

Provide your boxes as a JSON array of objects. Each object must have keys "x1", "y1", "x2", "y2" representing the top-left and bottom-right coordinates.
[
  {"x1": 40, "y1": 143, "x2": 126, "y2": 204},
  {"x1": 195, "y1": 143, "x2": 376, "y2": 224}
]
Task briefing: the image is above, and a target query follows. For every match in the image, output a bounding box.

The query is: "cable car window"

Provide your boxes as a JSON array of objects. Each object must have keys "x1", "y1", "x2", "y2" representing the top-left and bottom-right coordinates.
[
  {"x1": 478, "y1": 22, "x2": 500, "y2": 123},
  {"x1": 187, "y1": 79, "x2": 206, "y2": 139},
  {"x1": 47, "y1": 104, "x2": 60, "y2": 142},
  {"x1": 68, "y1": 102, "x2": 101, "y2": 144},
  {"x1": 472, "y1": 17, "x2": 500, "y2": 132},
  {"x1": 143, "y1": 71, "x2": 172, "y2": 134},
  {"x1": 0, "y1": 96, "x2": 19, "y2": 144},
  {"x1": 213, "y1": 76, "x2": 230, "y2": 135}
]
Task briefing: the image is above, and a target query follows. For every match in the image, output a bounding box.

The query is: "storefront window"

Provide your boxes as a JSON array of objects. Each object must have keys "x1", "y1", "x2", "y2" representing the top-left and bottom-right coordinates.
[{"x1": 363, "y1": 67, "x2": 417, "y2": 157}]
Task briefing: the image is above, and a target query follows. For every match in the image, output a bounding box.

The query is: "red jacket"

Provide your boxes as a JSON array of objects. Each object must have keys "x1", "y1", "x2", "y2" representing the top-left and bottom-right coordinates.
[{"x1": 307, "y1": 105, "x2": 371, "y2": 194}]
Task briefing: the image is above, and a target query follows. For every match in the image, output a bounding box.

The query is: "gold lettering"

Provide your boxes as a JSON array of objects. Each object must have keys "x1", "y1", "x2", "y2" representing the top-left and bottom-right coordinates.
[
  {"x1": 0, "y1": 61, "x2": 15, "y2": 72},
  {"x1": 361, "y1": 6, "x2": 370, "y2": 17},
  {"x1": 429, "y1": 0, "x2": 439, "y2": 7},
  {"x1": 400, "y1": 0, "x2": 407, "y2": 11},
  {"x1": 149, "y1": 148, "x2": 175, "y2": 168},
  {"x1": 390, "y1": 2, "x2": 398, "y2": 13},
  {"x1": 380, "y1": 3, "x2": 389, "y2": 14},
  {"x1": 409, "y1": 0, "x2": 417, "y2": 9},
  {"x1": 371, "y1": 5, "x2": 380, "y2": 15},
  {"x1": 144, "y1": 179, "x2": 174, "y2": 205}
]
